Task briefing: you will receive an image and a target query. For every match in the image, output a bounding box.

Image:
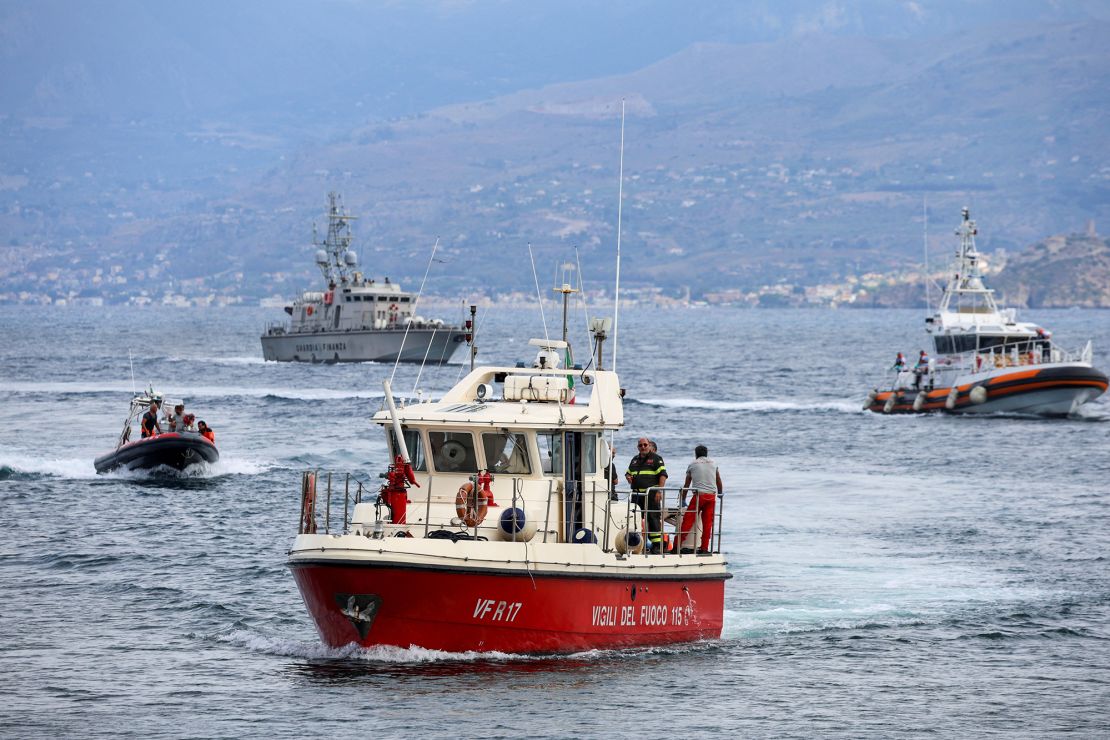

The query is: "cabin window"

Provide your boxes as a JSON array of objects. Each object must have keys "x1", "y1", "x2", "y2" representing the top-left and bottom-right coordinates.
[
  {"x1": 428, "y1": 431, "x2": 477, "y2": 473},
  {"x1": 537, "y1": 433, "x2": 564, "y2": 476},
  {"x1": 581, "y1": 433, "x2": 598, "y2": 474},
  {"x1": 936, "y1": 335, "x2": 1035, "y2": 355},
  {"x1": 387, "y1": 427, "x2": 427, "y2": 471},
  {"x1": 400, "y1": 296, "x2": 411, "y2": 303},
  {"x1": 482, "y1": 432, "x2": 531, "y2": 475}
]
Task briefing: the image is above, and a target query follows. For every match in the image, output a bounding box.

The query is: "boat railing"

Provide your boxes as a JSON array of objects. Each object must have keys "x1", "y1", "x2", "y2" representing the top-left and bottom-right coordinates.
[
  {"x1": 614, "y1": 485, "x2": 723, "y2": 557},
  {"x1": 298, "y1": 470, "x2": 376, "y2": 536},
  {"x1": 296, "y1": 473, "x2": 723, "y2": 555},
  {"x1": 874, "y1": 339, "x2": 1095, "y2": 390},
  {"x1": 265, "y1": 320, "x2": 288, "y2": 335}
]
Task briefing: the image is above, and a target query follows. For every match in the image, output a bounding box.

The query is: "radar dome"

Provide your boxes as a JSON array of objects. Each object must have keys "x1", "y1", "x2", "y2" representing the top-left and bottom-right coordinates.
[
  {"x1": 344, "y1": 250, "x2": 358, "y2": 266},
  {"x1": 315, "y1": 249, "x2": 328, "y2": 264}
]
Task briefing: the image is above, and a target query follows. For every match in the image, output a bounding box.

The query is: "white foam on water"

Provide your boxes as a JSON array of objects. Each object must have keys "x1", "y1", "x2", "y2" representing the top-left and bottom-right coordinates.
[
  {"x1": 0, "y1": 450, "x2": 276, "y2": 480},
  {"x1": 0, "y1": 452, "x2": 99, "y2": 479},
  {"x1": 219, "y1": 629, "x2": 545, "y2": 663},
  {"x1": 714, "y1": 458, "x2": 1056, "y2": 639},
  {"x1": 166, "y1": 355, "x2": 267, "y2": 365},
  {"x1": 218, "y1": 629, "x2": 717, "y2": 663},
  {"x1": 0, "y1": 380, "x2": 386, "y2": 402},
  {"x1": 204, "y1": 457, "x2": 276, "y2": 476},
  {"x1": 635, "y1": 396, "x2": 866, "y2": 414}
]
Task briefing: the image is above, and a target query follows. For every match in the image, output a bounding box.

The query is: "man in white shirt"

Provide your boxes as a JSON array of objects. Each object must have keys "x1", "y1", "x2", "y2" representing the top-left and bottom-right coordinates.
[{"x1": 679, "y1": 445, "x2": 723, "y2": 554}]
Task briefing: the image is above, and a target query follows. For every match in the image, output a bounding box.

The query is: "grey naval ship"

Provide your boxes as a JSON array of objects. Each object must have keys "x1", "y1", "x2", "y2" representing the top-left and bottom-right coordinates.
[{"x1": 261, "y1": 193, "x2": 467, "y2": 364}]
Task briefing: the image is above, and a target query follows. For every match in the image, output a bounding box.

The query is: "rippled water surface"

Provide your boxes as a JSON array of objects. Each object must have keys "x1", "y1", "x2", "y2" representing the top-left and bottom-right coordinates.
[{"x1": 1, "y1": 305, "x2": 1108, "y2": 737}]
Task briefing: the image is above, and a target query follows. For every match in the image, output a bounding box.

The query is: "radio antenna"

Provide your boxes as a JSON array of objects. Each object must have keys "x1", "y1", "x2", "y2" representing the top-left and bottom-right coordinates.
[
  {"x1": 389, "y1": 236, "x2": 439, "y2": 389},
  {"x1": 612, "y1": 98, "x2": 626, "y2": 373},
  {"x1": 923, "y1": 196, "x2": 931, "y2": 312},
  {"x1": 528, "y1": 242, "x2": 550, "y2": 343}
]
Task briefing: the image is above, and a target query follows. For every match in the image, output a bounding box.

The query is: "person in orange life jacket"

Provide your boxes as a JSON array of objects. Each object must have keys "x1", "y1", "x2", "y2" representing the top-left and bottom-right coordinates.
[
  {"x1": 197, "y1": 421, "x2": 215, "y2": 443},
  {"x1": 678, "y1": 445, "x2": 722, "y2": 554},
  {"x1": 141, "y1": 400, "x2": 162, "y2": 438},
  {"x1": 626, "y1": 437, "x2": 667, "y2": 554}
]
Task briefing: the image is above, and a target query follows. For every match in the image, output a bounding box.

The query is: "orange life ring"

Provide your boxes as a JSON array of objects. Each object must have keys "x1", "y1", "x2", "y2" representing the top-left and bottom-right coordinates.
[
  {"x1": 324, "y1": 291, "x2": 334, "y2": 306},
  {"x1": 306, "y1": 305, "x2": 314, "y2": 316},
  {"x1": 455, "y1": 482, "x2": 488, "y2": 527}
]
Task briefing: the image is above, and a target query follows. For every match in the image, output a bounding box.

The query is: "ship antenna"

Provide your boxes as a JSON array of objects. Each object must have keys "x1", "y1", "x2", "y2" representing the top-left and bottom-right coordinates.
[
  {"x1": 574, "y1": 246, "x2": 595, "y2": 368},
  {"x1": 388, "y1": 236, "x2": 440, "y2": 389},
  {"x1": 527, "y1": 242, "x2": 551, "y2": 344},
  {"x1": 605, "y1": 99, "x2": 627, "y2": 481},
  {"x1": 922, "y1": 196, "x2": 931, "y2": 313},
  {"x1": 611, "y1": 98, "x2": 626, "y2": 373},
  {"x1": 128, "y1": 349, "x2": 136, "y2": 395}
]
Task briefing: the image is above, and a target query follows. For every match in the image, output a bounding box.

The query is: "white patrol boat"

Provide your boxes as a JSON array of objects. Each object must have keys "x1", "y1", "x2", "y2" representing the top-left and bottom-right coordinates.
[
  {"x1": 261, "y1": 193, "x2": 467, "y2": 364},
  {"x1": 288, "y1": 298, "x2": 731, "y2": 654},
  {"x1": 867, "y1": 207, "x2": 1107, "y2": 416}
]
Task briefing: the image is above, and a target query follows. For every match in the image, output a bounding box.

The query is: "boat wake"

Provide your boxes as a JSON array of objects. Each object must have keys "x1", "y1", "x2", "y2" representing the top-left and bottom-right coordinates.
[
  {"x1": 0, "y1": 453, "x2": 274, "y2": 480},
  {"x1": 0, "y1": 454, "x2": 99, "y2": 481},
  {"x1": 167, "y1": 355, "x2": 267, "y2": 366},
  {"x1": 1, "y1": 380, "x2": 386, "y2": 402},
  {"x1": 216, "y1": 629, "x2": 723, "y2": 664},
  {"x1": 632, "y1": 396, "x2": 865, "y2": 415}
]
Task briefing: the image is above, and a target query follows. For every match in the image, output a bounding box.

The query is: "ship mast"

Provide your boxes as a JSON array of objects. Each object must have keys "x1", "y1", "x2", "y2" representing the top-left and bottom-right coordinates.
[
  {"x1": 937, "y1": 206, "x2": 998, "y2": 317},
  {"x1": 314, "y1": 192, "x2": 359, "y2": 285},
  {"x1": 554, "y1": 263, "x2": 579, "y2": 368}
]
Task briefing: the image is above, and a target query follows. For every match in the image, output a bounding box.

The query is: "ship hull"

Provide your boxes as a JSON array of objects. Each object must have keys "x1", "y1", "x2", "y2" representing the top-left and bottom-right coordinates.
[
  {"x1": 866, "y1": 364, "x2": 1108, "y2": 416},
  {"x1": 94, "y1": 433, "x2": 219, "y2": 474},
  {"x1": 290, "y1": 559, "x2": 728, "y2": 654},
  {"x1": 261, "y1": 327, "x2": 466, "y2": 364}
]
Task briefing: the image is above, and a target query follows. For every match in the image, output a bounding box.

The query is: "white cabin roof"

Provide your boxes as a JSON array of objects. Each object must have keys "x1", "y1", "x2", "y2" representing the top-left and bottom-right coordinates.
[{"x1": 373, "y1": 366, "x2": 624, "y2": 430}]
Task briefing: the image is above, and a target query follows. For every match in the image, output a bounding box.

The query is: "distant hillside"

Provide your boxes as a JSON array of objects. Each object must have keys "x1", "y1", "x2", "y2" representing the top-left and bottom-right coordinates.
[
  {"x1": 993, "y1": 231, "x2": 1110, "y2": 307},
  {"x1": 853, "y1": 228, "x2": 1110, "y2": 309},
  {"x1": 2, "y1": 7, "x2": 1110, "y2": 303}
]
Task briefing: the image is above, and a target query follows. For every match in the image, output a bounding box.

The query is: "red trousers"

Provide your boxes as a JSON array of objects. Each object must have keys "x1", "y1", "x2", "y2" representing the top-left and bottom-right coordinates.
[{"x1": 679, "y1": 492, "x2": 716, "y2": 551}]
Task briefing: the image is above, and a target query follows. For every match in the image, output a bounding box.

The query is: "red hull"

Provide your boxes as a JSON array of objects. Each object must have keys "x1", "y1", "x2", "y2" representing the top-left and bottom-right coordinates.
[{"x1": 290, "y1": 562, "x2": 728, "y2": 654}]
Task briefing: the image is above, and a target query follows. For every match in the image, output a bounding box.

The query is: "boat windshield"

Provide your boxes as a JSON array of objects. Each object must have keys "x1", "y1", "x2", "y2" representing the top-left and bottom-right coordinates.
[
  {"x1": 482, "y1": 432, "x2": 531, "y2": 475},
  {"x1": 934, "y1": 334, "x2": 1041, "y2": 355},
  {"x1": 429, "y1": 431, "x2": 478, "y2": 473},
  {"x1": 387, "y1": 427, "x2": 427, "y2": 471}
]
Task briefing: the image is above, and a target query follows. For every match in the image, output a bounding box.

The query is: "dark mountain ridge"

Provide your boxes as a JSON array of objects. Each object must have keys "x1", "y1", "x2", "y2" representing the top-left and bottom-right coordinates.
[{"x1": 2, "y1": 6, "x2": 1109, "y2": 304}]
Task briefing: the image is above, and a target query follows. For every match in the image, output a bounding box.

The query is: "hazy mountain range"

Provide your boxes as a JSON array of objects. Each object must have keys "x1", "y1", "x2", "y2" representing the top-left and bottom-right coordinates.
[{"x1": 2, "y1": 1, "x2": 1109, "y2": 304}]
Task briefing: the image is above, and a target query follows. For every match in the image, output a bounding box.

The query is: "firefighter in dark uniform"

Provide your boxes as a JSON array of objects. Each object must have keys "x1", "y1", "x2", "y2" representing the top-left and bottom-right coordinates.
[{"x1": 626, "y1": 437, "x2": 668, "y2": 554}]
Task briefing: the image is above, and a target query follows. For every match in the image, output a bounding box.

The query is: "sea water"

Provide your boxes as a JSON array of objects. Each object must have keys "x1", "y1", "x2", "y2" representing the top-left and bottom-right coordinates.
[{"x1": 1, "y1": 305, "x2": 1108, "y2": 737}]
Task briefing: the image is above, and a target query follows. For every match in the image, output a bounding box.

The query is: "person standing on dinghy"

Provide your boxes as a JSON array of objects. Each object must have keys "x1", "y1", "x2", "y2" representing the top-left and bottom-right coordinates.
[{"x1": 141, "y1": 400, "x2": 163, "y2": 438}]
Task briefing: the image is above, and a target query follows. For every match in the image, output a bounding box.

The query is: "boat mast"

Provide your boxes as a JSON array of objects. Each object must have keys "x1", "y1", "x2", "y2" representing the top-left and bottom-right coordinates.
[
  {"x1": 937, "y1": 206, "x2": 998, "y2": 318},
  {"x1": 315, "y1": 192, "x2": 358, "y2": 285},
  {"x1": 611, "y1": 99, "x2": 625, "y2": 374},
  {"x1": 922, "y1": 196, "x2": 931, "y2": 313},
  {"x1": 554, "y1": 263, "x2": 579, "y2": 367}
]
